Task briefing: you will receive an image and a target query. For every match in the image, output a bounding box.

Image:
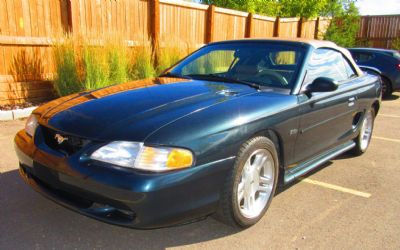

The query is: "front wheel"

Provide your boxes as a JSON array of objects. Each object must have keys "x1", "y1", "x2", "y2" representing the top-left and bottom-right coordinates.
[
  {"x1": 214, "y1": 137, "x2": 278, "y2": 228},
  {"x1": 351, "y1": 109, "x2": 375, "y2": 156}
]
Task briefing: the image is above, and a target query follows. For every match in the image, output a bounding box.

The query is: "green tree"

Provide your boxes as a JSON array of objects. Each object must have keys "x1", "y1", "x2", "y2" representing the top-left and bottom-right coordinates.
[
  {"x1": 324, "y1": 2, "x2": 360, "y2": 47},
  {"x1": 277, "y1": 0, "x2": 328, "y2": 18},
  {"x1": 201, "y1": 0, "x2": 357, "y2": 18},
  {"x1": 202, "y1": 0, "x2": 280, "y2": 16}
]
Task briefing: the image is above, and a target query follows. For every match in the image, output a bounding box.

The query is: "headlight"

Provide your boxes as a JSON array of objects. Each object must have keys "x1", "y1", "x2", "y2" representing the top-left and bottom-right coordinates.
[
  {"x1": 90, "y1": 141, "x2": 193, "y2": 172},
  {"x1": 25, "y1": 114, "x2": 39, "y2": 137}
]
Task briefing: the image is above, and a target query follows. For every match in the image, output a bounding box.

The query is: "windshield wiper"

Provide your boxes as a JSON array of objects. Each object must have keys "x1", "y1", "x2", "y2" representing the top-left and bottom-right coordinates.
[
  {"x1": 185, "y1": 74, "x2": 261, "y2": 90},
  {"x1": 159, "y1": 72, "x2": 192, "y2": 79}
]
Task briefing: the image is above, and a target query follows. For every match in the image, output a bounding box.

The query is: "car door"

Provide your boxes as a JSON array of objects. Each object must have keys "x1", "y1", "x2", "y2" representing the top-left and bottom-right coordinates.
[{"x1": 291, "y1": 48, "x2": 360, "y2": 165}]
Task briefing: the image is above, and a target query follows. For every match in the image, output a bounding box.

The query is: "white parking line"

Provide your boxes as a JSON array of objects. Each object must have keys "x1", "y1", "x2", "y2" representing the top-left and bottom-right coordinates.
[
  {"x1": 373, "y1": 136, "x2": 400, "y2": 143},
  {"x1": 379, "y1": 114, "x2": 400, "y2": 118},
  {"x1": 300, "y1": 178, "x2": 371, "y2": 198}
]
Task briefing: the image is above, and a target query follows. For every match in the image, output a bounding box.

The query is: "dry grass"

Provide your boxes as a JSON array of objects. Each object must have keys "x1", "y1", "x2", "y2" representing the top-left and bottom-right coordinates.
[
  {"x1": 156, "y1": 37, "x2": 191, "y2": 74},
  {"x1": 129, "y1": 38, "x2": 156, "y2": 80},
  {"x1": 52, "y1": 33, "x2": 194, "y2": 96},
  {"x1": 53, "y1": 33, "x2": 140, "y2": 96}
]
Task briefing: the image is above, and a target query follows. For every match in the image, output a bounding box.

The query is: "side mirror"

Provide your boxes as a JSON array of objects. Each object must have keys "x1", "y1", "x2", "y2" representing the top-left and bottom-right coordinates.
[{"x1": 307, "y1": 77, "x2": 338, "y2": 93}]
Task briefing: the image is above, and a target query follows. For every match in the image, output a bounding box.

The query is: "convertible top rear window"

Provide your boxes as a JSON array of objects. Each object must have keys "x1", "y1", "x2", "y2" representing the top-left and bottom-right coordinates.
[{"x1": 169, "y1": 42, "x2": 306, "y2": 90}]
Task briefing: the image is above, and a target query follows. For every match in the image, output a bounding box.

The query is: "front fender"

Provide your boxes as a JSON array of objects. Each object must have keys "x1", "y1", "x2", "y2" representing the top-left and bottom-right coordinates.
[{"x1": 144, "y1": 92, "x2": 300, "y2": 167}]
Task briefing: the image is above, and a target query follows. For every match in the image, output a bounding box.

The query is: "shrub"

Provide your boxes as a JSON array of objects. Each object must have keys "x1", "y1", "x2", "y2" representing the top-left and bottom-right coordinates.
[
  {"x1": 54, "y1": 34, "x2": 134, "y2": 96},
  {"x1": 108, "y1": 43, "x2": 128, "y2": 84},
  {"x1": 53, "y1": 37, "x2": 82, "y2": 96},
  {"x1": 82, "y1": 45, "x2": 110, "y2": 90},
  {"x1": 156, "y1": 38, "x2": 189, "y2": 74},
  {"x1": 53, "y1": 34, "x2": 191, "y2": 96},
  {"x1": 129, "y1": 40, "x2": 156, "y2": 80},
  {"x1": 392, "y1": 38, "x2": 400, "y2": 50},
  {"x1": 324, "y1": 2, "x2": 360, "y2": 47}
]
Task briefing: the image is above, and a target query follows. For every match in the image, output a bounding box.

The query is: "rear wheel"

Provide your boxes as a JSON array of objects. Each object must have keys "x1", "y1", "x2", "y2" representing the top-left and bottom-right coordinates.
[
  {"x1": 381, "y1": 77, "x2": 392, "y2": 99},
  {"x1": 351, "y1": 109, "x2": 375, "y2": 156},
  {"x1": 214, "y1": 137, "x2": 278, "y2": 228}
]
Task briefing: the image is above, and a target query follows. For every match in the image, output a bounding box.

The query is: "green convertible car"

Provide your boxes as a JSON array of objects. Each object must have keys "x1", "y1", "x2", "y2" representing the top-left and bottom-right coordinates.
[{"x1": 15, "y1": 39, "x2": 381, "y2": 228}]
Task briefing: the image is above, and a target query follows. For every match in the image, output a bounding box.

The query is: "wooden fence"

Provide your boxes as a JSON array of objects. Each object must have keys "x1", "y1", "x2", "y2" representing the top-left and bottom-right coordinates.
[
  {"x1": 0, "y1": 0, "x2": 331, "y2": 106},
  {"x1": 357, "y1": 15, "x2": 400, "y2": 49}
]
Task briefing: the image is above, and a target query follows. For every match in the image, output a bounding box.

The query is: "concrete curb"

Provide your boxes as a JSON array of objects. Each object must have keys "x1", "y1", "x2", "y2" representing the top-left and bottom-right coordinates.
[{"x1": 0, "y1": 107, "x2": 37, "y2": 121}]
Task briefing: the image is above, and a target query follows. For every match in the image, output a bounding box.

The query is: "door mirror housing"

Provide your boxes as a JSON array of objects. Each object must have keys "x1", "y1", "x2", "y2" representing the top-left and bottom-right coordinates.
[{"x1": 307, "y1": 77, "x2": 338, "y2": 93}]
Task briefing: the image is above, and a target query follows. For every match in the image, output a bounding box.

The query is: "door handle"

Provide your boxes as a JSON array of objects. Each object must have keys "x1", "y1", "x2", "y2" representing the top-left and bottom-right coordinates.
[{"x1": 348, "y1": 97, "x2": 356, "y2": 107}]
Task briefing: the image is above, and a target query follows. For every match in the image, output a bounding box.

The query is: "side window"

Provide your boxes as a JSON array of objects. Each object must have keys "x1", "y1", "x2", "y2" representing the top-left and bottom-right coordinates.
[
  {"x1": 342, "y1": 56, "x2": 357, "y2": 78},
  {"x1": 269, "y1": 51, "x2": 297, "y2": 65},
  {"x1": 354, "y1": 52, "x2": 374, "y2": 63},
  {"x1": 181, "y1": 50, "x2": 236, "y2": 75},
  {"x1": 303, "y1": 49, "x2": 353, "y2": 89}
]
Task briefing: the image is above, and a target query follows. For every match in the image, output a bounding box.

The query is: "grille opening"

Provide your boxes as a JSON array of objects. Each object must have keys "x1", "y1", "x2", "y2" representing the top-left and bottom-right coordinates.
[{"x1": 41, "y1": 126, "x2": 90, "y2": 155}]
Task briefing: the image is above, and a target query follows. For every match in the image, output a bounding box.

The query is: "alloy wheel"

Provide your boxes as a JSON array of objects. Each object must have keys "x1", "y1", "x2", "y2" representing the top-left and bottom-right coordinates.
[
  {"x1": 360, "y1": 111, "x2": 373, "y2": 151},
  {"x1": 237, "y1": 149, "x2": 275, "y2": 219}
]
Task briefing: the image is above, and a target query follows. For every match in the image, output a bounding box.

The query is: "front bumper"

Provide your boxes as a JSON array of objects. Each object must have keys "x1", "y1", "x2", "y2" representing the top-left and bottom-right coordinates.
[{"x1": 15, "y1": 129, "x2": 235, "y2": 229}]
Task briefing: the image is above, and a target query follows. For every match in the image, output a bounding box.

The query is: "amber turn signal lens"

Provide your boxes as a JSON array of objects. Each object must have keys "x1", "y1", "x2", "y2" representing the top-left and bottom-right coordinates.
[{"x1": 166, "y1": 149, "x2": 193, "y2": 169}]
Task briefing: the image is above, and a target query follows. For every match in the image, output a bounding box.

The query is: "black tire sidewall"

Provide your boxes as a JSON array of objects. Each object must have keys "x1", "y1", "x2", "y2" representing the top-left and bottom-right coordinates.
[
  {"x1": 382, "y1": 77, "x2": 392, "y2": 98},
  {"x1": 231, "y1": 137, "x2": 279, "y2": 227}
]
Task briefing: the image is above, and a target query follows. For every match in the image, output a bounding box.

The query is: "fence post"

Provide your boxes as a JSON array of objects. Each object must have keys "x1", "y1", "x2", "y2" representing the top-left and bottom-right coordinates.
[
  {"x1": 273, "y1": 17, "x2": 280, "y2": 37},
  {"x1": 314, "y1": 17, "x2": 320, "y2": 39},
  {"x1": 206, "y1": 5, "x2": 215, "y2": 43},
  {"x1": 297, "y1": 17, "x2": 305, "y2": 38},
  {"x1": 66, "y1": 0, "x2": 73, "y2": 33},
  {"x1": 245, "y1": 13, "x2": 254, "y2": 38},
  {"x1": 149, "y1": 0, "x2": 160, "y2": 64}
]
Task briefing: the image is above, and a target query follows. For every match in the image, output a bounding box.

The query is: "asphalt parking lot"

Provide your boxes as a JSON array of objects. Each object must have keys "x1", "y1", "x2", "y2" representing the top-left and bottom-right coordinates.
[{"x1": 1, "y1": 94, "x2": 400, "y2": 249}]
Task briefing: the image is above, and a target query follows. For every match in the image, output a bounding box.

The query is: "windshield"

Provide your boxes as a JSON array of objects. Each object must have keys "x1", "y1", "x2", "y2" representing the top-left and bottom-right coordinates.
[{"x1": 168, "y1": 42, "x2": 306, "y2": 90}]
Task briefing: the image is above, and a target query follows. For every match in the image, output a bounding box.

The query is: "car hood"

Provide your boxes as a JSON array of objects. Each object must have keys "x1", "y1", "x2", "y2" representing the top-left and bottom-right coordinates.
[{"x1": 34, "y1": 77, "x2": 257, "y2": 141}]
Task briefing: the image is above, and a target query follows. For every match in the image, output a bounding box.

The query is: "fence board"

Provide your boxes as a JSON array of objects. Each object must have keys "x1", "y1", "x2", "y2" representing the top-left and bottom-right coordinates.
[
  {"x1": 0, "y1": 47, "x2": 5, "y2": 75},
  {"x1": 159, "y1": 1, "x2": 207, "y2": 46},
  {"x1": 0, "y1": 88, "x2": 53, "y2": 99},
  {"x1": 0, "y1": 81, "x2": 52, "y2": 91},
  {"x1": 301, "y1": 19, "x2": 317, "y2": 39},
  {"x1": 357, "y1": 15, "x2": 400, "y2": 48},
  {"x1": 214, "y1": 10, "x2": 247, "y2": 41},
  {"x1": 0, "y1": 96, "x2": 53, "y2": 105},
  {"x1": 252, "y1": 16, "x2": 275, "y2": 38},
  {"x1": 279, "y1": 18, "x2": 299, "y2": 38},
  {"x1": 0, "y1": 1, "x2": 9, "y2": 35}
]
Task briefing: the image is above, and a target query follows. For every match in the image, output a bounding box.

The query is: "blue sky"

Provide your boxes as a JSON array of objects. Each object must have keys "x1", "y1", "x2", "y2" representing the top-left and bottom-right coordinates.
[{"x1": 356, "y1": 0, "x2": 400, "y2": 15}]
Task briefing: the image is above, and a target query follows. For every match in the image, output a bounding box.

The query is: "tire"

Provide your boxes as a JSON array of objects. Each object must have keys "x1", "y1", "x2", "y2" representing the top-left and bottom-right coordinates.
[
  {"x1": 214, "y1": 136, "x2": 279, "y2": 228},
  {"x1": 381, "y1": 77, "x2": 392, "y2": 99},
  {"x1": 351, "y1": 108, "x2": 375, "y2": 156}
]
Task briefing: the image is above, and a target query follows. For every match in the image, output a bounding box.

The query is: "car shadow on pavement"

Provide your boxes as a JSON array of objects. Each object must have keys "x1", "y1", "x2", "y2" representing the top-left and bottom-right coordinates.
[
  {"x1": 0, "y1": 170, "x2": 239, "y2": 249},
  {"x1": 383, "y1": 95, "x2": 399, "y2": 101}
]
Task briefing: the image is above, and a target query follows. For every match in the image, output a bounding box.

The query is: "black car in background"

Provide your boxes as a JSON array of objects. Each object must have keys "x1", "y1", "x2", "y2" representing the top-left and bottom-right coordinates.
[{"x1": 349, "y1": 48, "x2": 400, "y2": 98}]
